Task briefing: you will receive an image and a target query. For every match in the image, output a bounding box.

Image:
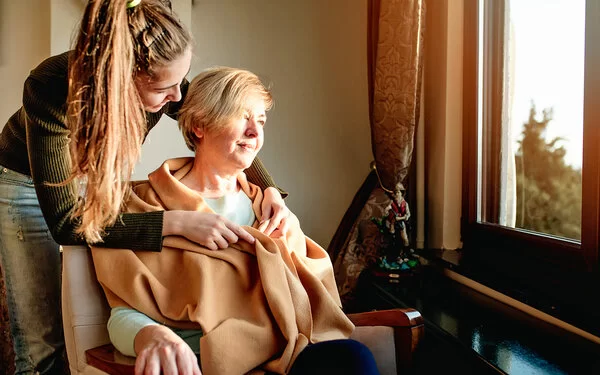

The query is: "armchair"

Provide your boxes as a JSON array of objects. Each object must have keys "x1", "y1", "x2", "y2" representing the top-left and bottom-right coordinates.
[{"x1": 62, "y1": 245, "x2": 424, "y2": 375}]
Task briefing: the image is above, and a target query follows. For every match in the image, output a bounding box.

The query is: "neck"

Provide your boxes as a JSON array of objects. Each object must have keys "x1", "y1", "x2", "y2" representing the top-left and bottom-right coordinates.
[{"x1": 180, "y1": 155, "x2": 241, "y2": 198}]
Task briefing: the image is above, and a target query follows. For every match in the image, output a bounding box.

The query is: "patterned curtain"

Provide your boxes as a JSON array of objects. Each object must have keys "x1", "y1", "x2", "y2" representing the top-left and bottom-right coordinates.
[
  {"x1": 369, "y1": 0, "x2": 425, "y2": 192},
  {"x1": 331, "y1": 0, "x2": 425, "y2": 309}
]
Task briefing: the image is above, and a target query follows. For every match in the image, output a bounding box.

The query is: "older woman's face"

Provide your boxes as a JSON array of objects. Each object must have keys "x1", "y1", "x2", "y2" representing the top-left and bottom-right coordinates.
[{"x1": 198, "y1": 94, "x2": 266, "y2": 171}]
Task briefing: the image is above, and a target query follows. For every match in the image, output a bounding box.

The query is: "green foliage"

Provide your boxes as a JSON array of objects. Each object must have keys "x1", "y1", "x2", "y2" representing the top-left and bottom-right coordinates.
[{"x1": 515, "y1": 104, "x2": 582, "y2": 240}]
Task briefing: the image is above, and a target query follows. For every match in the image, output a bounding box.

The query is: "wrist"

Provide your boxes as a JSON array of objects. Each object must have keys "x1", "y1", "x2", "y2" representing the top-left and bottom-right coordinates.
[
  {"x1": 163, "y1": 210, "x2": 184, "y2": 237},
  {"x1": 264, "y1": 186, "x2": 279, "y2": 199},
  {"x1": 134, "y1": 324, "x2": 164, "y2": 354}
]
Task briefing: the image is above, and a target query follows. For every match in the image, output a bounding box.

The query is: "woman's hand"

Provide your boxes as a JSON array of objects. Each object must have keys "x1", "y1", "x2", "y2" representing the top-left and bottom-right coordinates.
[
  {"x1": 134, "y1": 325, "x2": 201, "y2": 375},
  {"x1": 258, "y1": 187, "x2": 291, "y2": 236},
  {"x1": 163, "y1": 211, "x2": 255, "y2": 250}
]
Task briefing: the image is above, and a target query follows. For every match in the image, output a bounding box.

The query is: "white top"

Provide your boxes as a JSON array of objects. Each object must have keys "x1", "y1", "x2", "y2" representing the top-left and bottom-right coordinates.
[{"x1": 203, "y1": 188, "x2": 256, "y2": 227}]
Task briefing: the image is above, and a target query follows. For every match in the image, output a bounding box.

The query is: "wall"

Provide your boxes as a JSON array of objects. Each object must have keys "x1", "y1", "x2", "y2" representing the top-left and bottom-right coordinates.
[
  {"x1": 50, "y1": 0, "x2": 84, "y2": 55},
  {"x1": 0, "y1": 0, "x2": 51, "y2": 125},
  {"x1": 0, "y1": 0, "x2": 372, "y2": 248},
  {"x1": 423, "y1": 0, "x2": 463, "y2": 250}
]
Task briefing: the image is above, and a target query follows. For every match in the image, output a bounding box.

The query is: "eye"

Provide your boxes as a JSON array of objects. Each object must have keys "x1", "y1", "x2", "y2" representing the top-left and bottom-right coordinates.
[{"x1": 258, "y1": 120, "x2": 266, "y2": 126}]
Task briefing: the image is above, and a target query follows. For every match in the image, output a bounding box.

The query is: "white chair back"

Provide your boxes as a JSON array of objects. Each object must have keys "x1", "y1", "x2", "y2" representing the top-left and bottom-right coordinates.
[{"x1": 61, "y1": 245, "x2": 111, "y2": 375}]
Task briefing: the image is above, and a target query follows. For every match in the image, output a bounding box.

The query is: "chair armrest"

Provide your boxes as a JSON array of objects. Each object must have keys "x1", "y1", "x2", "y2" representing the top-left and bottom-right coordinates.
[
  {"x1": 86, "y1": 344, "x2": 135, "y2": 375},
  {"x1": 348, "y1": 308, "x2": 424, "y2": 371},
  {"x1": 347, "y1": 308, "x2": 424, "y2": 327},
  {"x1": 85, "y1": 309, "x2": 425, "y2": 375}
]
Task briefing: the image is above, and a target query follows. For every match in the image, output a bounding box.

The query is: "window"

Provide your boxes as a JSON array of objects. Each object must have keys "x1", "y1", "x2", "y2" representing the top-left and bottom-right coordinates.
[{"x1": 462, "y1": 0, "x2": 600, "y2": 332}]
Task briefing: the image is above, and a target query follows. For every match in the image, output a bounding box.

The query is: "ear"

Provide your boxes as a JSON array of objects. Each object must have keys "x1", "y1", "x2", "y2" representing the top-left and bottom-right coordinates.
[{"x1": 192, "y1": 126, "x2": 204, "y2": 140}]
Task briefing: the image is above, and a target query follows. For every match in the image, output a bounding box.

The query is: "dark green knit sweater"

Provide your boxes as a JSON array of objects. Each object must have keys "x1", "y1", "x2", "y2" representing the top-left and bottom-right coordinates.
[{"x1": 0, "y1": 52, "x2": 280, "y2": 251}]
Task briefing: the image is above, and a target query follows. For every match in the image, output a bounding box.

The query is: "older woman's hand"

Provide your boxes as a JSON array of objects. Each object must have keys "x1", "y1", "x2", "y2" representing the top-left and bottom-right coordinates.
[
  {"x1": 163, "y1": 211, "x2": 255, "y2": 250},
  {"x1": 134, "y1": 325, "x2": 201, "y2": 375},
  {"x1": 258, "y1": 187, "x2": 291, "y2": 236}
]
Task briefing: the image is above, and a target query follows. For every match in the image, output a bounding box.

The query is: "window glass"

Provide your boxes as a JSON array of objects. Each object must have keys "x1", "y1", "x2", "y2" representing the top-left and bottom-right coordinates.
[{"x1": 479, "y1": 0, "x2": 585, "y2": 240}]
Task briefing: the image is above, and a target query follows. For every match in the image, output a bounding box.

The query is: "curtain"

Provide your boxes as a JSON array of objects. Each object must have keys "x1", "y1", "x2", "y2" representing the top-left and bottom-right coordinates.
[
  {"x1": 369, "y1": 0, "x2": 425, "y2": 192},
  {"x1": 331, "y1": 0, "x2": 425, "y2": 308}
]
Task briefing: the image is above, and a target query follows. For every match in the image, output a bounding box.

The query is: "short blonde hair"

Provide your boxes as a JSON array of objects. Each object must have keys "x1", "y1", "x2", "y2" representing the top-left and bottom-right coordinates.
[{"x1": 178, "y1": 67, "x2": 273, "y2": 151}]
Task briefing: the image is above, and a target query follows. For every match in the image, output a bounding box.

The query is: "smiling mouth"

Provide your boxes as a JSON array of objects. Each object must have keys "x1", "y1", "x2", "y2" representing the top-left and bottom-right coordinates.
[{"x1": 238, "y1": 143, "x2": 255, "y2": 151}]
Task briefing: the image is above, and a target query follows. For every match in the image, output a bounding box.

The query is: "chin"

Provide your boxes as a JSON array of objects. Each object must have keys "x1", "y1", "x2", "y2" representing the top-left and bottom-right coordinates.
[
  {"x1": 145, "y1": 103, "x2": 167, "y2": 113},
  {"x1": 240, "y1": 158, "x2": 256, "y2": 170}
]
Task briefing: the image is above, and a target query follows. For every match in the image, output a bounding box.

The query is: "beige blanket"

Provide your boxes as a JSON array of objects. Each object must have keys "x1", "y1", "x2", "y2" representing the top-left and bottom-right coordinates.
[{"x1": 92, "y1": 158, "x2": 354, "y2": 375}]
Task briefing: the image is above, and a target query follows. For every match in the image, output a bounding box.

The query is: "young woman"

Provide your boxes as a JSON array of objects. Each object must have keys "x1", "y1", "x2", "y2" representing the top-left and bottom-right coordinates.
[
  {"x1": 92, "y1": 66, "x2": 379, "y2": 375},
  {"x1": 0, "y1": 1, "x2": 289, "y2": 374}
]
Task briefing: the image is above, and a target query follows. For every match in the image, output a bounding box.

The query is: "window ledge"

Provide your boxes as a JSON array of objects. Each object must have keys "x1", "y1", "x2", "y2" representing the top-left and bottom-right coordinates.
[
  {"x1": 353, "y1": 259, "x2": 600, "y2": 374},
  {"x1": 417, "y1": 248, "x2": 600, "y2": 337}
]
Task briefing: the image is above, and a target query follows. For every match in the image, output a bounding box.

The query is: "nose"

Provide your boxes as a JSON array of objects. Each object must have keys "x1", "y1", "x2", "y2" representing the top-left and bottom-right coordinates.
[
  {"x1": 245, "y1": 118, "x2": 260, "y2": 138},
  {"x1": 168, "y1": 84, "x2": 182, "y2": 102}
]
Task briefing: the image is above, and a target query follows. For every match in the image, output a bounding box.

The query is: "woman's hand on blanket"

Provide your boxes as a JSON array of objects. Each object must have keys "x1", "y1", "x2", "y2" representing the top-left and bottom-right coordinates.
[
  {"x1": 259, "y1": 187, "x2": 291, "y2": 236},
  {"x1": 134, "y1": 325, "x2": 202, "y2": 375},
  {"x1": 163, "y1": 210, "x2": 255, "y2": 250}
]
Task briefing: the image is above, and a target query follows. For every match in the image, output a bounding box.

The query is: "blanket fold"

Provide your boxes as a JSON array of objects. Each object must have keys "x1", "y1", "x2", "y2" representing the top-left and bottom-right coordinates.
[{"x1": 92, "y1": 157, "x2": 354, "y2": 375}]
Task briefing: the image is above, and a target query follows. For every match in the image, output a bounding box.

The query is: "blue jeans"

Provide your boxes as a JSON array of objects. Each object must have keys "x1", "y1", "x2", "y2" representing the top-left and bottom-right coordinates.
[{"x1": 0, "y1": 165, "x2": 65, "y2": 374}]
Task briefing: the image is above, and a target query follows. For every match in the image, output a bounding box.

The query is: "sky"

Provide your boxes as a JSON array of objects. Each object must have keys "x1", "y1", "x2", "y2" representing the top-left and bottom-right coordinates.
[{"x1": 508, "y1": 0, "x2": 586, "y2": 168}]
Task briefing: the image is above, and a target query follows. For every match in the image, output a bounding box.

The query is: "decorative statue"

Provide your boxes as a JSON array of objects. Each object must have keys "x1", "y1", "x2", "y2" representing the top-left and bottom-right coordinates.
[{"x1": 371, "y1": 184, "x2": 418, "y2": 272}]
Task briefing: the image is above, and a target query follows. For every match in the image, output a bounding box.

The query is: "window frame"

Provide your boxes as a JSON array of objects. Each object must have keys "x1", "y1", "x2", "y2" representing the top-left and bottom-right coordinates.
[{"x1": 461, "y1": 0, "x2": 600, "y2": 332}]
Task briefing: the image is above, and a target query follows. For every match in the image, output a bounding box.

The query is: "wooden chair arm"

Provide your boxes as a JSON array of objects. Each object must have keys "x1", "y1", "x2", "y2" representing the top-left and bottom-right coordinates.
[
  {"x1": 347, "y1": 307, "x2": 424, "y2": 327},
  {"x1": 86, "y1": 309, "x2": 425, "y2": 375},
  {"x1": 86, "y1": 344, "x2": 135, "y2": 375},
  {"x1": 348, "y1": 308, "x2": 424, "y2": 371}
]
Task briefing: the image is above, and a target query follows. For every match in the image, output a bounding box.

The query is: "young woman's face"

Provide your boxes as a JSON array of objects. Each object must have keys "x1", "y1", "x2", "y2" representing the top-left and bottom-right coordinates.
[
  {"x1": 196, "y1": 94, "x2": 267, "y2": 171},
  {"x1": 135, "y1": 48, "x2": 192, "y2": 113}
]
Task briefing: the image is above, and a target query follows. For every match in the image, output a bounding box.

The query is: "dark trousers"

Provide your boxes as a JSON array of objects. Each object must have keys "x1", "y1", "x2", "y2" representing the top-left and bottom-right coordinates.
[{"x1": 287, "y1": 339, "x2": 380, "y2": 375}]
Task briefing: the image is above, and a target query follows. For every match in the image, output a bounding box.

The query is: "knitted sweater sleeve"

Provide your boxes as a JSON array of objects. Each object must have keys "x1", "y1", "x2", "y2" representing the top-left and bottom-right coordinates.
[{"x1": 23, "y1": 57, "x2": 164, "y2": 251}]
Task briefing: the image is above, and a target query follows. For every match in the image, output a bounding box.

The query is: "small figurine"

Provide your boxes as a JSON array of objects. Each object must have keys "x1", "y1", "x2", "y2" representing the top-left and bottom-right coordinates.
[
  {"x1": 385, "y1": 185, "x2": 411, "y2": 247},
  {"x1": 371, "y1": 184, "x2": 417, "y2": 272}
]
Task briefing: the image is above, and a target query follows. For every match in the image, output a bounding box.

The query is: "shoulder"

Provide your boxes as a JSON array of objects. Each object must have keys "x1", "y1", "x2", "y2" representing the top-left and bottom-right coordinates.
[
  {"x1": 28, "y1": 51, "x2": 70, "y2": 85},
  {"x1": 24, "y1": 52, "x2": 71, "y2": 106},
  {"x1": 20, "y1": 52, "x2": 76, "y2": 128}
]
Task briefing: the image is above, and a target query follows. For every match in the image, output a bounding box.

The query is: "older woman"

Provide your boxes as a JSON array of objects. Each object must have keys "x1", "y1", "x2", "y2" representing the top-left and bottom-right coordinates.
[{"x1": 91, "y1": 68, "x2": 379, "y2": 375}]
